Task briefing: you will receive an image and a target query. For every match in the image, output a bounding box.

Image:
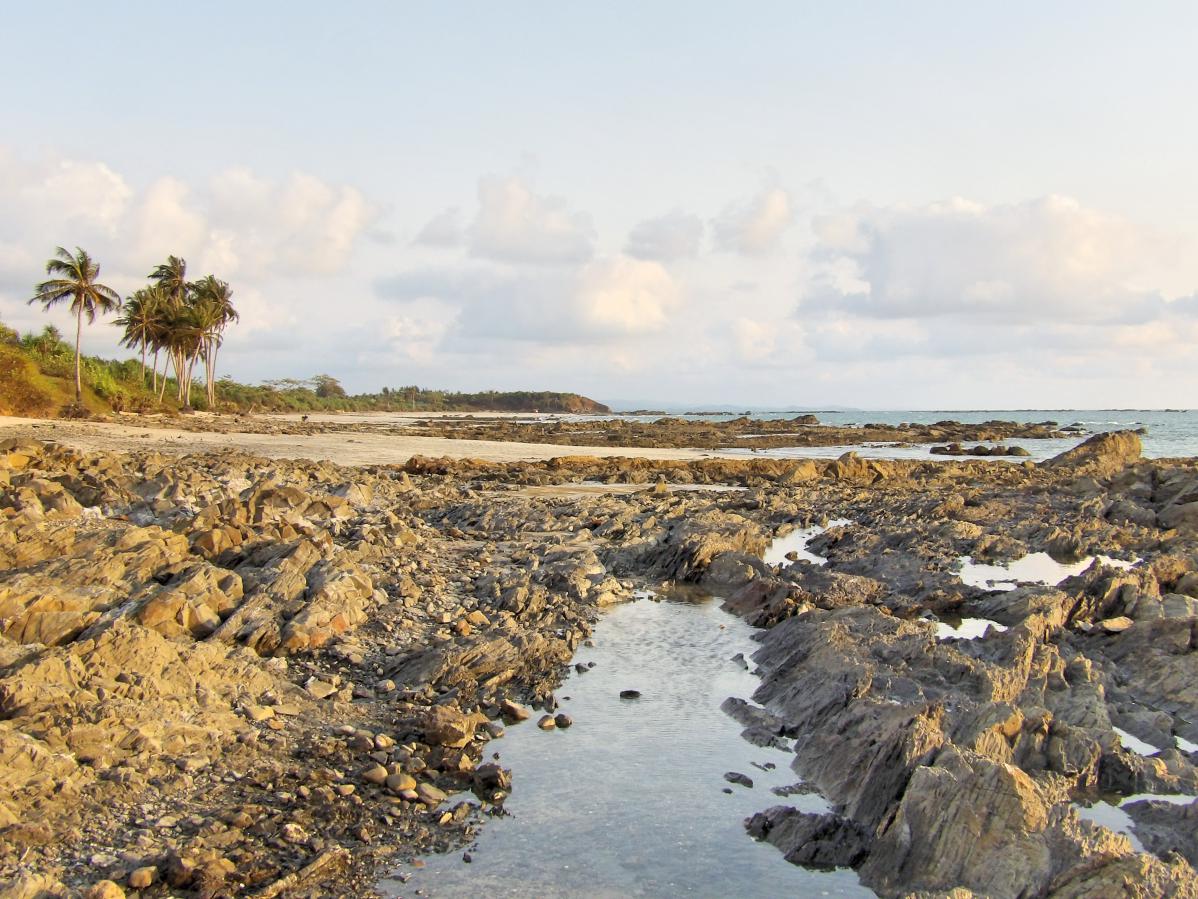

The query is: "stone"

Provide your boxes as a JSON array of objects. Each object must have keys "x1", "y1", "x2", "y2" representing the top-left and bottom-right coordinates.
[
  {"x1": 128, "y1": 866, "x2": 157, "y2": 889},
  {"x1": 1100, "y1": 616, "x2": 1134, "y2": 633},
  {"x1": 553, "y1": 713, "x2": 573, "y2": 729},
  {"x1": 306, "y1": 679, "x2": 338, "y2": 700},
  {"x1": 361, "y1": 765, "x2": 388, "y2": 785},
  {"x1": 423, "y1": 706, "x2": 483, "y2": 748},
  {"x1": 385, "y1": 772, "x2": 417, "y2": 793},
  {"x1": 415, "y1": 782, "x2": 447, "y2": 806},
  {"x1": 724, "y1": 771, "x2": 754, "y2": 788},
  {"x1": 500, "y1": 699, "x2": 531, "y2": 721},
  {"x1": 85, "y1": 882, "x2": 127, "y2": 899},
  {"x1": 537, "y1": 715, "x2": 556, "y2": 730}
]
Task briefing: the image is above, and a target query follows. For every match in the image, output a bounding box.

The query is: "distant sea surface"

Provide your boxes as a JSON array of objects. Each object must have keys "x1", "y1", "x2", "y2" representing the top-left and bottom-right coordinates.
[{"x1": 612, "y1": 409, "x2": 1197, "y2": 461}]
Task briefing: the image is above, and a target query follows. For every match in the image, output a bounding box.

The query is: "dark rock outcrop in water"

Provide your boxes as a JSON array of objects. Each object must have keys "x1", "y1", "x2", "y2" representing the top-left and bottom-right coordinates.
[{"x1": 1, "y1": 425, "x2": 1197, "y2": 897}]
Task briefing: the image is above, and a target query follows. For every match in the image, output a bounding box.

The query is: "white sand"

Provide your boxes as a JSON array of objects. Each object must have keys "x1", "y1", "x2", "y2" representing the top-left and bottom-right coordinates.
[{"x1": 0, "y1": 414, "x2": 727, "y2": 466}]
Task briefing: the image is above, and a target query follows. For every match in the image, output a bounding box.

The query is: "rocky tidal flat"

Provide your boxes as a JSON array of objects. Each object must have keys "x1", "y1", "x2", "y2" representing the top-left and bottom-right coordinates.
[{"x1": 1, "y1": 427, "x2": 1197, "y2": 897}]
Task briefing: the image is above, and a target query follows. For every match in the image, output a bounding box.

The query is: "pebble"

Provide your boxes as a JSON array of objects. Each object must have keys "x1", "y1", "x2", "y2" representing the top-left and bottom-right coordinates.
[
  {"x1": 553, "y1": 713, "x2": 573, "y2": 729},
  {"x1": 536, "y1": 715, "x2": 556, "y2": 730}
]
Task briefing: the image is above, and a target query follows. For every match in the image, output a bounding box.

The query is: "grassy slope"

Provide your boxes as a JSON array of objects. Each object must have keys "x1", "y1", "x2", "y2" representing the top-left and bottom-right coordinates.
[{"x1": 0, "y1": 345, "x2": 111, "y2": 416}]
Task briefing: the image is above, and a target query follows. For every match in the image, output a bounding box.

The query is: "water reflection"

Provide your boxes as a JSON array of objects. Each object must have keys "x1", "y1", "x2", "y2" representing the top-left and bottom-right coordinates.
[
  {"x1": 956, "y1": 553, "x2": 1137, "y2": 592},
  {"x1": 763, "y1": 520, "x2": 852, "y2": 567}
]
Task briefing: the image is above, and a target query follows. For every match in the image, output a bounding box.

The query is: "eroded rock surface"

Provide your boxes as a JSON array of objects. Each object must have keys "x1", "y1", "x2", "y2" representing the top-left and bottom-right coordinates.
[{"x1": 1, "y1": 428, "x2": 1196, "y2": 898}]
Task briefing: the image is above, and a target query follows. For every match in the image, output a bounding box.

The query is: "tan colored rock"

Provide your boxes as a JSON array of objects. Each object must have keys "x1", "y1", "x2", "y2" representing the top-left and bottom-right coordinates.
[
  {"x1": 85, "y1": 882, "x2": 126, "y2": 899},
  {"x1": 1046, "y1": 430, "x2": 1141, "y2": 476},
  {"x1": 128, "y1": 866, "x2": 157, "y2": 889},
  {"x1": 1099, "y1": 616, "x2": 1134, "y2": 633},
  {"x1": 422, "y1": 705, "x2": 484, "y2": 747},
  {"x1": 385, "y1": 772, "x2": 417, "y2": 793}
]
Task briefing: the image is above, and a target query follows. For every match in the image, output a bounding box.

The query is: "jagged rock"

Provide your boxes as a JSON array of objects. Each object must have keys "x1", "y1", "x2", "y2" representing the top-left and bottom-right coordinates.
[
  {"x1": 745, "y1": 807, "x2": 871, "y2": 868},
  {"x1": 1046, "y1": 430, "x2": 1142, "y2": 477}
]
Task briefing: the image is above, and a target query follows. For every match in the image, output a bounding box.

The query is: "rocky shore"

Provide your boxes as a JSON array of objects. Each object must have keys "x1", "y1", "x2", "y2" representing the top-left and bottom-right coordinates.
[
  {"x1": 10, "y1": 410, "x2": 1068, "y2": 453},
  {"x1": 2, "y1": 427, "x2": 1196, "y2": 897},
  {"x1": 358, "y1": 412, "x2": 1069, "y2": 451}
]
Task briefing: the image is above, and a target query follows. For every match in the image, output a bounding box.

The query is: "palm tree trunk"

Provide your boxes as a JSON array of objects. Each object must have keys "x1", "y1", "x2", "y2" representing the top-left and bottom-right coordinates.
[
  {"x1": 74, "y1": 301, "x2": 83, "y2": 404},
  {"x1": 151, "y1": 349, "x2": 159, "y2": 394},
  {"x1": 158, "y1": 353, "x2": 172, "y2": 403},
  {"x1": 139, "y1": 342, "x2": 147, "y2": 384},
  {"x1": 206, "y1": 340, "x2": 217, "y2": 407}
]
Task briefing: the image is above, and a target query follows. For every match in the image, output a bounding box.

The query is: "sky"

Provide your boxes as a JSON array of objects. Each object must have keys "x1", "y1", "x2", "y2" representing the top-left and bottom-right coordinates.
[{"x1": 1, "y1": 1, "x2": 1196, "y2": 409}]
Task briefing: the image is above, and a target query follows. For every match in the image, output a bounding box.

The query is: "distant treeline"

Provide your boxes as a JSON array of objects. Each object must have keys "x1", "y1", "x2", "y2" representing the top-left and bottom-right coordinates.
[
  {"x1": 0, "y1": 321, "x2": 608, "y2": 417},
  {"x1": 221, "y1": 377, "x2": 611, "y2": 414}
]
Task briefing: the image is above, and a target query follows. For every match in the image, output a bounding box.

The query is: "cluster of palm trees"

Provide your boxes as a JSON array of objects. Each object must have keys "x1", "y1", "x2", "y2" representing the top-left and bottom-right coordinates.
[
  {"x1": 116, "y1": 256, "x2": 238, "y2": 408},
  {"x1": 28, "y1": 247, "x2": 237, "y2": 409}
]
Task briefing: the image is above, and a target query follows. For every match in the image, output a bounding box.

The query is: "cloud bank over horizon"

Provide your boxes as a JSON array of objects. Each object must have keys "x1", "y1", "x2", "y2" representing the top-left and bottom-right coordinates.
[
  {"x1": 2, "y1": 146, "x2": 1196, "y2": 409},
  {"x1": 2, "y1": 3, "x2": 1196, "y2": 408}
]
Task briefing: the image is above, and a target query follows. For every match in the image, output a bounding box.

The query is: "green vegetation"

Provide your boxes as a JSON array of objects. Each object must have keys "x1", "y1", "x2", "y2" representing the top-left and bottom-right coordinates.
[{"x1": 9, "y1": 246, "x2": 608, "y2": 417}]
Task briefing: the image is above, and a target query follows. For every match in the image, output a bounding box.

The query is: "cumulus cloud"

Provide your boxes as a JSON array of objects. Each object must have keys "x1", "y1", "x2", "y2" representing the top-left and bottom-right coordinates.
[
  {"x1": 0, "y1": 150, "x2": 377, "y2": 288},
  {"x1": 804, "y1": 195, "x2": 1186, "y2": 325},
  {"x1": 468, "y1": 174, "x2": 595, "y2": 264},
  {"x1": 377, "y1": 255, "x2": 679, "y2": 344},
  {"x1": 713, "y1": 186, "x2": 793, "y2": 255},
  {"x1": 788, "y1": 193, "x2": 1198, "y2": 381},
  {"x1": 624, "y1": 211, "x2": 704, "y2": 261}
]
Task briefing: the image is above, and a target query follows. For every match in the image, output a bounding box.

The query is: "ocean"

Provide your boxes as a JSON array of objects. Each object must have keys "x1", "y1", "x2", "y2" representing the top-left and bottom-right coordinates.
[{"x1": 615, "y1": 409, "x2": 1198, "y2": 462}]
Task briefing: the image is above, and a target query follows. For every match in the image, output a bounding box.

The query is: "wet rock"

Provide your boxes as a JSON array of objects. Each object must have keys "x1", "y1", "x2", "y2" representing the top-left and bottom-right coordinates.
[
  {"x1": 746, "y1": 807, "x2": 870, "y2": 868},
  {"x1": 724, "y1": 771, "x2": 753, "y2": 788}
]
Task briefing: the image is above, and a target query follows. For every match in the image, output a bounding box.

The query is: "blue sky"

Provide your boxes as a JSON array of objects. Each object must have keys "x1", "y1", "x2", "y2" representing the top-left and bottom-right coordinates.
[{"x1": 2, "y1": 2, "x2": 1196, "y2": 407}]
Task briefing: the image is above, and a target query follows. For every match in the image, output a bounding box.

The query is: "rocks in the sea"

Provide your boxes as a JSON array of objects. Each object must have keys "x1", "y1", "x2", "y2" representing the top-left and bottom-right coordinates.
[
  {"x1": 724, "y1": 771, "x2": 754, "y2": 788},
  {"x1": 619, "y1": 689, "x2": 642, "y2": 700},
  {"x1": 746, "y1": 807, "x2": 871, "y2": 868},
  {"x1": 930, "y1": 443, "x2": 1030, "y2": 457}
]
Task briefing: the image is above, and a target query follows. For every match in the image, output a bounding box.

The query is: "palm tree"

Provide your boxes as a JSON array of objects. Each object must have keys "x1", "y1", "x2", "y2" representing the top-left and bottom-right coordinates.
[
  {"x1": 114, "y1": 286, "x2": 166, "y2": 385},
  {"x1": 192, "y1": 275, "x2": 238, "y2": 407},
  {"x1": 28, "y1": 247, "x2": 121, "y2": 404},
  {"x1": 149, "y1": 255, "x2": 188, "y2": 309},
  {"x1": 148, "y1": 256, "x2": 195, "y2": 406}
]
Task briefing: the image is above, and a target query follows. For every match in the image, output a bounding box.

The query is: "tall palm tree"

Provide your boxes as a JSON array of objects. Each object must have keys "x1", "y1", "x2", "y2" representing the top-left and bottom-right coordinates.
[
  {"x1": 192, "y1": 275, "x2": 238, "y2": 407},
  {"x1": 114, "y1": 286, "x2": 166, "y2": 385},
  {"x1": 149, "y1": 255, "x2": 188, "y2": 309},
  {"x1": 148, "y1": 256, "x2": 194, "y2": 406},
  {"x1": 28, "y1": 246, "x2": 121, "y2": 404}
]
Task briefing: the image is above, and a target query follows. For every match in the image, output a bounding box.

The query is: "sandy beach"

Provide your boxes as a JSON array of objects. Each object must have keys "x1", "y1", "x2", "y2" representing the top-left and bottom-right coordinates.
[{"x1": 0, "y1": 414, "x2": 724, "y2": 466}]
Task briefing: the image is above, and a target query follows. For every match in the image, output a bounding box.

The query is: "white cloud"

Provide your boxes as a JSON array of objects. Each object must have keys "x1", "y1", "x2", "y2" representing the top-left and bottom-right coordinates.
[
  {"x1": 625, "y1": 211, "x2": 704, "y2": 261},
  {"x1": 468, "y1": 174, "x2": 595, "y2": 264},
  {"x1": 575, "y1": 257, "x2": 680, "y2": 333},
  {"x1": 377, "y1": 255, "x2": 680, "y2": 344},
  {"x1": 713, "y1": 186, "x2": 793, "y2": 255},
  {"x1": 804, "y1": 195, "x2": 1189, "y2": 325}
]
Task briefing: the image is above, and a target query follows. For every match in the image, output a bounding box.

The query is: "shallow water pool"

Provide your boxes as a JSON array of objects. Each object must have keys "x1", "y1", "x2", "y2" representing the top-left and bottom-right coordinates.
[{"x1": 380, "y1": 595, "x2": 871, "y2": 898}]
